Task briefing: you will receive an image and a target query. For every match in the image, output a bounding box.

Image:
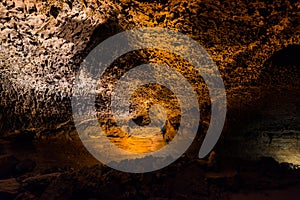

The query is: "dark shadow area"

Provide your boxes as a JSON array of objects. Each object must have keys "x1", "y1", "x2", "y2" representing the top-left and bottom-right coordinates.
[
  {"x1": 258, "y1": 44, "x2": 300, "y2": 86},
  {"x1": 220, "y1": 44, "x2": 300, "y2": 165}
]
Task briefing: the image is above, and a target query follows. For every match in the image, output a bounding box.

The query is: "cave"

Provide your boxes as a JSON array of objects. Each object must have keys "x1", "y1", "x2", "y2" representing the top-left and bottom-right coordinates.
[
  {"x1": 221, "y1": 45, "x2": 300, "y2": 164},
  {"x1": 0, "y1": 0, "x2": 299, "y2": 199}
]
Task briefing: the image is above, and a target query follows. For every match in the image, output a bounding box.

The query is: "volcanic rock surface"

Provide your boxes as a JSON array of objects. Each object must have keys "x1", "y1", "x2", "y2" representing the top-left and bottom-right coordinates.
[
  {"x1": 0, "y1": 0, "x2": 299, "y2": 135},
  {"x1": 0, "y1": 0, "x2": 299, "y2": 199}
]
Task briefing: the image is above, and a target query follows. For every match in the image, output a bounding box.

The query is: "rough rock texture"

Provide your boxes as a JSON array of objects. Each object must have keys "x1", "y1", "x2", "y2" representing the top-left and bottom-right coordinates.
[
  {"x1": 1, "y1": 0, "x2": 299, "y2": 136},
  {"x1": 1, "y1": 1, "x2": 300, "y2": 199},
  {"x1": 0, "y1": 0, "x2": 122, "y2": 134},
  {"x1": 221, "y1": 43, "x2": 300, "y2": 164},
  {"x1": 0, "y1": 150, "x2": 300, "y2": 200}
]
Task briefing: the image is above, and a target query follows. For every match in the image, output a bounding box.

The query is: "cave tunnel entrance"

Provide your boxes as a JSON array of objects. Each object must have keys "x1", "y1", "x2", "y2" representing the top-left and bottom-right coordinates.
[
  {"x1": 259, "y1": 44, "x2": 300, "y2": 86},
  {"x1": 221, "y1": 44, "x2": 300, "y2": 165}
]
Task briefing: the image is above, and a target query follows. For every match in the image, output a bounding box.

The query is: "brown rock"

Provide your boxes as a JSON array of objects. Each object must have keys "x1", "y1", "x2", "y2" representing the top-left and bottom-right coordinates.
[
  {"x1": 15, "y1": 159, "x2": 36, "y2": 176},
  {"x1": 0, "y1": 155, "x2": 19, "y2": 179},
  {"x1": 0, "y1": 178, "x2": 20, "y2": 194}
]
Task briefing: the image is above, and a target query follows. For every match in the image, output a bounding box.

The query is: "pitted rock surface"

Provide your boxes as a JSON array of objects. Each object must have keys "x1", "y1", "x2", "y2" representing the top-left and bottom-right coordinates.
[
  {"x1": 0, "y1": 0, "x2": 299, "y2": 135},
  {"x1": 0, "y1": 0, "x2": 121, "y2": 134}
]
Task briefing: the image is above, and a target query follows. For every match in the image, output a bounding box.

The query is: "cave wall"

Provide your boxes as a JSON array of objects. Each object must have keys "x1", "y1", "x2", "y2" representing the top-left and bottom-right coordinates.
[
  {"x1": 0, "y1": 0, "x2": 299, "y2": 139},
  {"x1": 0, "y1": 0, "x2": 122, "y2": 134},
  {"x1": 222, "y1": 45, "x2": 300, "y2": 163}
]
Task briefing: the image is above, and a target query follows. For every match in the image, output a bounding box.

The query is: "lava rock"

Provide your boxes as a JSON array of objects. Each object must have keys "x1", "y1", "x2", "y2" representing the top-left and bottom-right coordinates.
[
  {"x1": 0, "y1": 155, "x2": 19, "y2": 179},
  {"x1": 14, "y1": 159, "x2": 36, "y2": 176},
  {"x1": 258, "y1": 156, "x2": 281, "y2": 177},
  {"x1": 22, "y1": 173, "x2": 61, "y2": 197},
  {"x1": 0, "y1": 178, "x2": 20, "y2": 200}
]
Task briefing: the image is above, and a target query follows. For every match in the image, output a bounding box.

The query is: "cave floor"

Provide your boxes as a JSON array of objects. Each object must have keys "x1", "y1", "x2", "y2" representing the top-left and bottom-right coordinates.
[{"x1": 1, "y1": 134, "x2": 300, "y2": 200}]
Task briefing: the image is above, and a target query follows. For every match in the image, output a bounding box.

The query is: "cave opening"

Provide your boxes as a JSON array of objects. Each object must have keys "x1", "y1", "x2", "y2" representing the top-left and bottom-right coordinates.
[
  {"x1": 259, "y1": 44, "x2": 300, "y2": 86},
  {"x1": 221, "y1": 45, "x2": 300, "y2": 166}
]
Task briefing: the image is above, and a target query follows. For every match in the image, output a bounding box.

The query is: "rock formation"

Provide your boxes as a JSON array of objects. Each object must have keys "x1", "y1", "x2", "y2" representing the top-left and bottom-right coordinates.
[{"x1": 0, "y1": 0, "x2": 299, "y2": 145}]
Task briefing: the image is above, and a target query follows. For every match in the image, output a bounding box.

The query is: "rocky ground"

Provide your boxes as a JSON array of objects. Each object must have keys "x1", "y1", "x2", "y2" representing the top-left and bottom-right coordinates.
[
  {"x1": 1, "y1": 136, "x2": 300, "y2": 199},
  {"x1": 0, "y1": 0, "x2": 300, "y2": 199}
]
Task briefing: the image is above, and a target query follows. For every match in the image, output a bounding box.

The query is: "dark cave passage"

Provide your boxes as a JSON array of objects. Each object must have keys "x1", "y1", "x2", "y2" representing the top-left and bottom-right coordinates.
[
  {"x1": 221, "y1": 45, "x2": 300, "y2": 165},
  {"x1": 259, "y1": 44, "x2": 300, "y2": 86}
]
